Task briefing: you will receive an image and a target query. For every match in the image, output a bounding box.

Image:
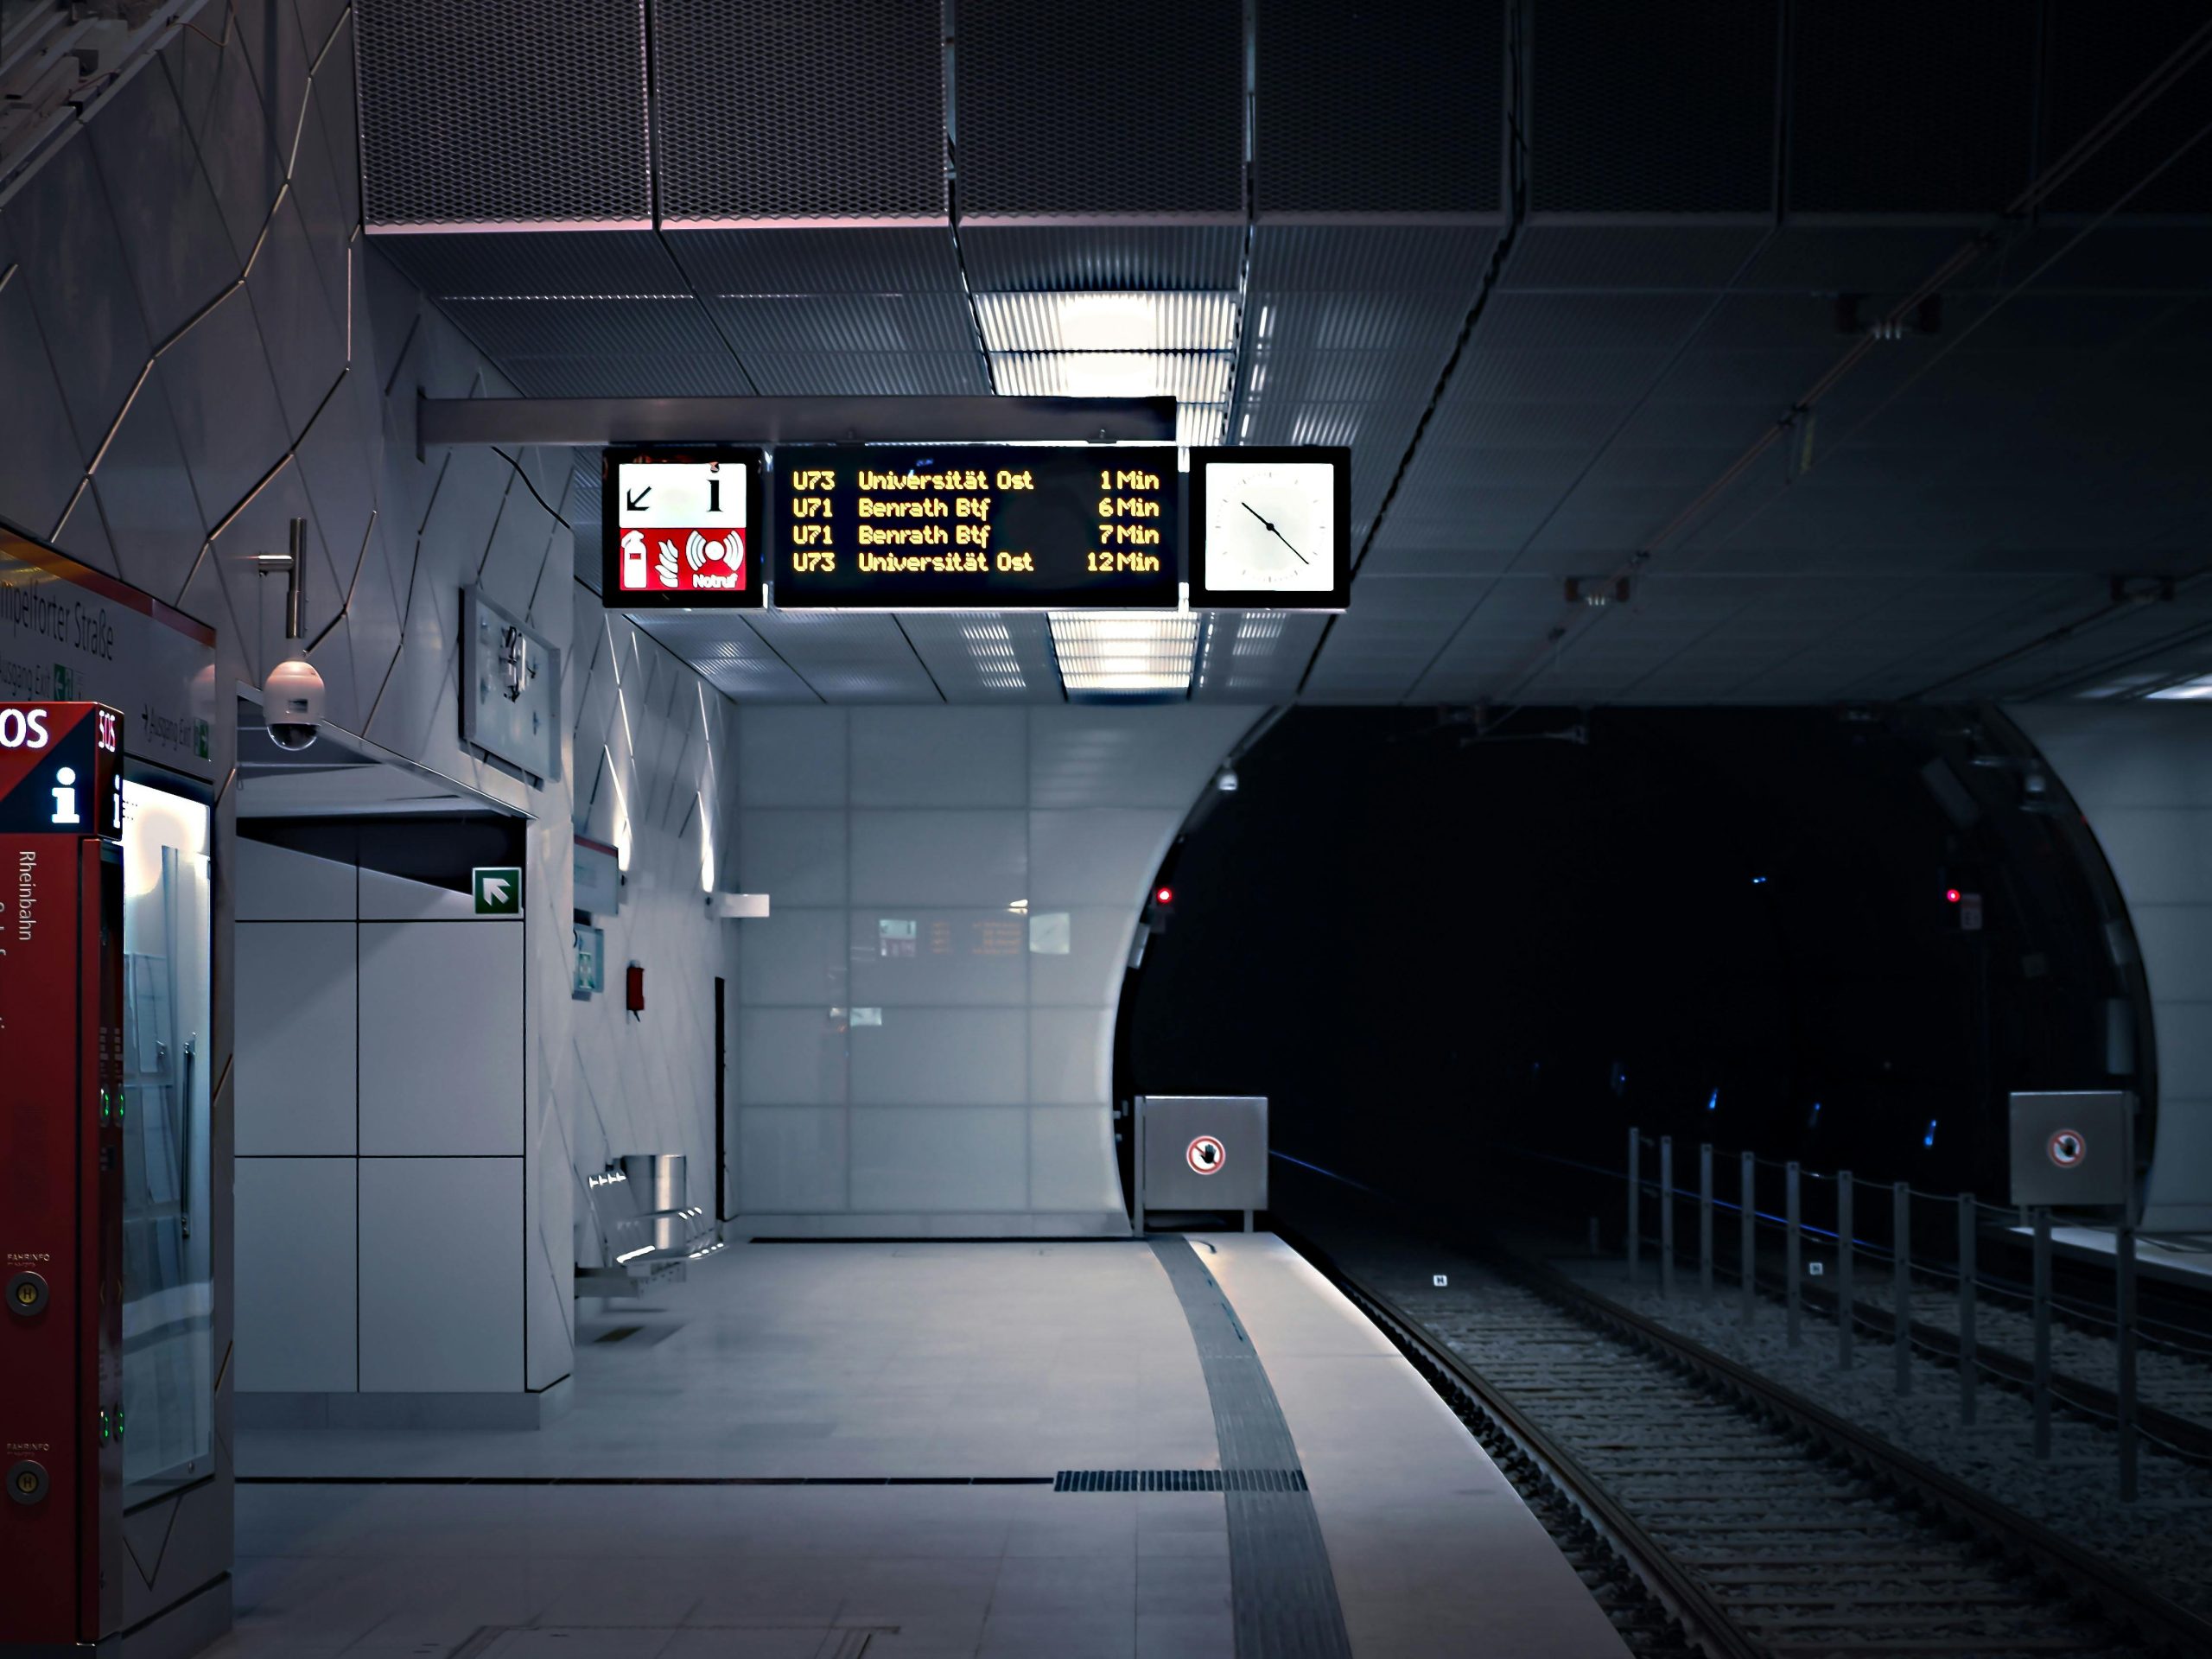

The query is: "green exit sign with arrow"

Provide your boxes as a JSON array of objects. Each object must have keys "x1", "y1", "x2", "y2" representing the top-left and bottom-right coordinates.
[{"x1": 473, "y1": 866, "x2": 522, "y2": 916}]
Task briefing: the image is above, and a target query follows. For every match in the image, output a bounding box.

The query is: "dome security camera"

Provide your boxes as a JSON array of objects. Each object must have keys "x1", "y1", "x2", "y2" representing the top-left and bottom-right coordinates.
[{"x1": 264, "y1": 656, "x2": 326, "y2": 752}]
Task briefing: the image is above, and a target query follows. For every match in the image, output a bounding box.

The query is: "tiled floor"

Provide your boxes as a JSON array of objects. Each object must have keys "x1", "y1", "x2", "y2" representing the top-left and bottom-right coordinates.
[{"x1": 213, "y1": 1237, "x2": 1624, "y2": 1658}]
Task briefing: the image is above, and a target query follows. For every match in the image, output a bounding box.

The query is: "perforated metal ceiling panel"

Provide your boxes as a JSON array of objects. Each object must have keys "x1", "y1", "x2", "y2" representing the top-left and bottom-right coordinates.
[
  {"x1": 899, "y1": 613, "x2": 1059, "y2": 699},
  {"x1": 959, "y1": 226, "x2": 1245, "y2": 292},
  {"x1": 2041, "y1": 0, "x2": 2212, "y2": 215},
  {"x1": 356, "y1": 0, "x2": 652, "y2": 228},
  {"x1": 1239, "y1": 226, "x2": 1496, "y2": 539},
  {"x1": 664, "y1": 226, "x2": 969, "y2": 294},
  {"x1": 747, "y1": 613, "x2": 940, "y2": 700},
  {"x1": 1193, "y1": 612, "x2": 1326, "y2": 702},
  {"x1": 1527, "y1": 0, "x2": 1777, "y2": 214},
  {"x1": 654, "y1": 0, "x2": 946, "y2": 224},
  {"x1": 370, "y1": 231, "x2": 690, "y2": 298},
  {"x1": 1789, "y1": 0, "x2": 2037, "y2": 214},
  {"x1": 954, "y1": 0, "x2": 1244, "y2": 219},
  {"x1": 632, "y1": 613, "x2": 818, "y2": 701},
  {"x1": 1254, "y1": 0, "x2": 1504, "y2": 218}
]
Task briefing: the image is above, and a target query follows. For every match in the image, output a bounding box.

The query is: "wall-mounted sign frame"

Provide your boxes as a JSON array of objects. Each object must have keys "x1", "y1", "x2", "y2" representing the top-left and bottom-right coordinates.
[
  {"x1": 1187, "y1": 445, "x2": 1351, "y2": 611},
  {"x1": 601, "y1": 446, "x2": 766, "y2": 609}
]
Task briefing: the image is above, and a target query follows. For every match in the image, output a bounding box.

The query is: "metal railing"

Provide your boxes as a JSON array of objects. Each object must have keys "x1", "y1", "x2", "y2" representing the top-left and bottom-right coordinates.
[{"x1": 1615, "y1": 1128, "x2": 2178, "y2": 1502}]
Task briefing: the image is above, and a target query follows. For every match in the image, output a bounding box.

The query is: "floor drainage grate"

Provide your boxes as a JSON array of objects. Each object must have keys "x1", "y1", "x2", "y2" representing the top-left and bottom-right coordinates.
[{"x1": 1053, "y1": 1468, "x2": 1308, "y2": 1492}]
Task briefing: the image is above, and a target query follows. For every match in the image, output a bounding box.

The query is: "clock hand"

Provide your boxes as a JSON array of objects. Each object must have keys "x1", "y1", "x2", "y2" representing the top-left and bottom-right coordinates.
[{"x1": 1240, "y1": 500, "x2": 1310, "y2": 564}]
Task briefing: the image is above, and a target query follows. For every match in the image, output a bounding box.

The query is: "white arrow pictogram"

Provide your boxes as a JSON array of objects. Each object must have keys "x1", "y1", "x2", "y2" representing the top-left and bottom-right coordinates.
[{"x1": 480, "y1": 875, "x2": 512, "y2": 906}]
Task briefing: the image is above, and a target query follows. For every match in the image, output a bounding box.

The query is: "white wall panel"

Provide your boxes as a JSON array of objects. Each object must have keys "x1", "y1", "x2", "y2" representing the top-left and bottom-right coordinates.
[
  {"x1": 359, "y1": 921, "x2": 525, "y2": 1155},
  {"x1": 1029, "y1": 1108, "x2": 1121, "y2": 1211},
  {"x1": 738, "y1": 810, "x2": 849, "y2": 905},
  {"x1": 1028, "y1": 808, "x2": 1182, "y2": 906},
  {"x1": 234, "y1": 838, "x2": 353, "y2": 920},
  {"x1": 1027, "y1": 907, "x2": 1135, "y2": 1008},
  {"x1": 234, "y1": 1158, "x2": 355, "y2": 1392},
  {"x1": 1027, "y1": 1007, "x2": 1114, "y2": 1106},
  {"x1": 849, "y1": 1106, "x2": 1027, "y2": 1211},
  {"x1": 850, "y1": 1008, "x2": 1027, "y2": 1106},
  {"x1": 738, "y1": 1106, "x2": 848, "y2": 1211},
  {"x1": 728, "y1": 706, "x2": 1244, "y2": 1232},
  {"x1": 359, "y1": 868, "x2": 481, "y2": 919},
  {"x1": 235, "y1": 921, "x2": 358, "y2": 1156},
  {"x1": 849, "y1": 907, "x2": 1029, "y2": 1006},
  {"x1": 738, "y1": 706, "x2": 847, "y2": 805},
  {"x1": 739, "y1": 1007, "x2": 849, "y2": 1104},
  {"x1": 851, "y1": 708, "x2": 1026, "y2": 806},
  {"x1": 358, "y1": 1158, "x2": 524, "y2": 1392},
  {"x1": 850, "y1": 810, "x2": 1027, "y2": 906},
  {"x1": 738, "y1": 906, "x2": 851, "y2": 1006}
]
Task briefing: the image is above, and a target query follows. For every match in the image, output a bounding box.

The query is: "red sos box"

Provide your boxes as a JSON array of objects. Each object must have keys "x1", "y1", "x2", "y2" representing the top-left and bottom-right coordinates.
[{"x1": 1, "y1": 702, "x2": 126, "y2": 1646}]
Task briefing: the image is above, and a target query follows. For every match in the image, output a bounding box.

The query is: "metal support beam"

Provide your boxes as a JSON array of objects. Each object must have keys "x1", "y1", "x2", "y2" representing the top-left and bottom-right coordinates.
[{"x1": 416, "y1": 394, "x2": 1179, "y2": 455}]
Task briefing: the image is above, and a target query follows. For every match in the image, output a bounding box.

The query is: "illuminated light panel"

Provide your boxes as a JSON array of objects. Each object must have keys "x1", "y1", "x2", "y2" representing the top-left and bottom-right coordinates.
[
  {"x1": 973, "y1": 290, "x2": 1237, "y2": 353},
  {"x1": 959, "y1": 620, "x2": 1027, "y2": 691},
  {"x1": 2145, "y1": 675, "x2": 2212, "y2": 700},
  {"x1": 990, "y1": 351, "x2": 1233, "y2": 403},
  {"x1": 1050, "y1": 613, "x2": 1200, "y2": 696}
]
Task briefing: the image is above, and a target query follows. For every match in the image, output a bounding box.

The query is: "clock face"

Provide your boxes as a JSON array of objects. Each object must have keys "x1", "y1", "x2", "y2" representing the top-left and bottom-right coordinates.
[{"x1": 1202, "y1": 460, "x2": 1338, "y2": 593}]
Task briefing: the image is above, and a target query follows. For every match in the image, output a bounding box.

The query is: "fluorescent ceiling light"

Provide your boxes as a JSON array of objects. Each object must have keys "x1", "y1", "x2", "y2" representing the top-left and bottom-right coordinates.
[
  {"x1": 991, "y1": 352, "x2": 1233, "y2": 403},
  {"x1": 1051, "y1": 613, "x2": 1200, "y2": 696},
  {"x1": 975, "y1": 290, "x2": 1236, "y2": 353},
  {"x1": 959, "y1": 620, "x2": 1027, "y2": 691},
  {"x1": 2145, "y1": 675, "x2": 2212, "y2": 700}
]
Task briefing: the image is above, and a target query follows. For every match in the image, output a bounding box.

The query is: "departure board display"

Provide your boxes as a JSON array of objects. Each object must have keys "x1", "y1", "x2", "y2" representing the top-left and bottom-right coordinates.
[{"x1": 773, "y1": 446, "x2": 1179, "y2": 610}]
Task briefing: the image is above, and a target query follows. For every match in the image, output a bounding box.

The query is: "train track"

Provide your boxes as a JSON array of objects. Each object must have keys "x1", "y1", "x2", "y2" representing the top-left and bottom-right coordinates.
[
  {"x1": 1287, "y1": 1231, "x2": 2212, "y2": 1659},
  {"x1": 1769, "y1": 1273, "x2": 2212, "y2": 1464}
]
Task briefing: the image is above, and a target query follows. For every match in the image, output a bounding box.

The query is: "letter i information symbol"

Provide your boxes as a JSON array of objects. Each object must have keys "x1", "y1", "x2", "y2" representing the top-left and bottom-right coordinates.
[{"x1": 50, "y1": 766, "x2": 80, "y2": 826}]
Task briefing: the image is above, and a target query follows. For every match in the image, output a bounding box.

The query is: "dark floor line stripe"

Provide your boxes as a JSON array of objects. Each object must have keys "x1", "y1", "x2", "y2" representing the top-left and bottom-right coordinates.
[
  {"x1": 1148, "y1": 1237, "x2": 1355, "y2": 1659},
  {"x1": 236, "y1": 1474, "x2": 1055, "y2": 1487}
]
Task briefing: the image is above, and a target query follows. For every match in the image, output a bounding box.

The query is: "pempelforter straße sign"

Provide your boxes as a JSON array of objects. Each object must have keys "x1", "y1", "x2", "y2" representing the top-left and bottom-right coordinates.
[{"x1": 0, "y1": 531, "x2": 216, "y2": 785}]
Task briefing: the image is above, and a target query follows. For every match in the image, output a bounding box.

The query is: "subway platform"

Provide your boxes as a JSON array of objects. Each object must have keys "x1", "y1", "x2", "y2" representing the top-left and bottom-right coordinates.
[{"x1": 219, "y1": 1236, "x2": 1627, "y2": 1659}]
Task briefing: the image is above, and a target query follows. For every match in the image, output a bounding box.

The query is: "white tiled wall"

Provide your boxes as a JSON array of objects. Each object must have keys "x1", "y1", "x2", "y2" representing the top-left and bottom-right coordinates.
[
  {"x1": 729, "y1": 705, "x2": 1255, "y2": 1235},
  {"x1": 2012, "y1": 703, "x2": 2212, "y2": 1230}
]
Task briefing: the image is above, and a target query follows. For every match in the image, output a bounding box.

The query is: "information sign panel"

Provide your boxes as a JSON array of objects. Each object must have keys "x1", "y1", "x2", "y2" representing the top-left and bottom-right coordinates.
[
  {"x1": 773, "y1": 446, "x2": 1179, "y2": 609},
  {"x1": 601, "y1": 447, "x2": 766, "y2": 608}
]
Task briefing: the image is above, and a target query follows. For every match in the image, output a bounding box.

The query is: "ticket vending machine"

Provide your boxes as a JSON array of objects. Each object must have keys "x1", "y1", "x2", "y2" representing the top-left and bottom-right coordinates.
[{"x1": 1, "y1": 702, "x2": 129, "y2": 1649}]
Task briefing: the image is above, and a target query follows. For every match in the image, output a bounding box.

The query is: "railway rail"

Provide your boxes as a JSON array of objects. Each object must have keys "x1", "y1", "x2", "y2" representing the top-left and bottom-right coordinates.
[{"x1": 1287, "y1": 1230, "x2": 2212, "y2": 1659}]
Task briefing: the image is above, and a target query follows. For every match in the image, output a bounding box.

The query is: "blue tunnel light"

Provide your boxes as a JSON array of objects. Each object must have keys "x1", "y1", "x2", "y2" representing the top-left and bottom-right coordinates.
[
  {"x1": 1923, "y1": 1118, "x2": 1939, "y2": 1149},
  {"x1": 1706, "y1": 1089, "x2": 1719, "y2": 1112}
]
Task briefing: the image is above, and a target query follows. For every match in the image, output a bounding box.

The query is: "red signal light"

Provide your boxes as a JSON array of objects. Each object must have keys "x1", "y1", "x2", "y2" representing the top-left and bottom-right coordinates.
[
  {"x1": 1944, "y1": 888, "x2": 1961, "y2": 903},
  {"x1": 1154, "y1": 887, "x2": 1173, "y2": 906}
]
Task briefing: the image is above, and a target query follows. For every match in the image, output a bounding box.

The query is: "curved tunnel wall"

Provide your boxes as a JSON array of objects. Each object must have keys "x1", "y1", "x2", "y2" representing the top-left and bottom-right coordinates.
[
  {"x1": 728, "y1": 704, "x2": 1255, "y2": 1236},
  {"x1": 2011, "y1": 702, "x2": 2212, "y2": 1230}
]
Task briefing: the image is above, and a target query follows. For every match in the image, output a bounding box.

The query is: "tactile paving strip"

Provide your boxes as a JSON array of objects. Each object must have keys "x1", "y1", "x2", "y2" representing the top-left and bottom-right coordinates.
[{"x1": 1149, "y1": 1238, "x2": 1354, "y2": 1659}]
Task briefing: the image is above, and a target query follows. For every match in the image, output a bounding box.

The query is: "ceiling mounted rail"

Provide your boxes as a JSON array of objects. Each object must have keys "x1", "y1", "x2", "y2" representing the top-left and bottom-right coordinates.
[{"x1": 415, "y1": 395, "x2": 1178, "y2": 457}]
